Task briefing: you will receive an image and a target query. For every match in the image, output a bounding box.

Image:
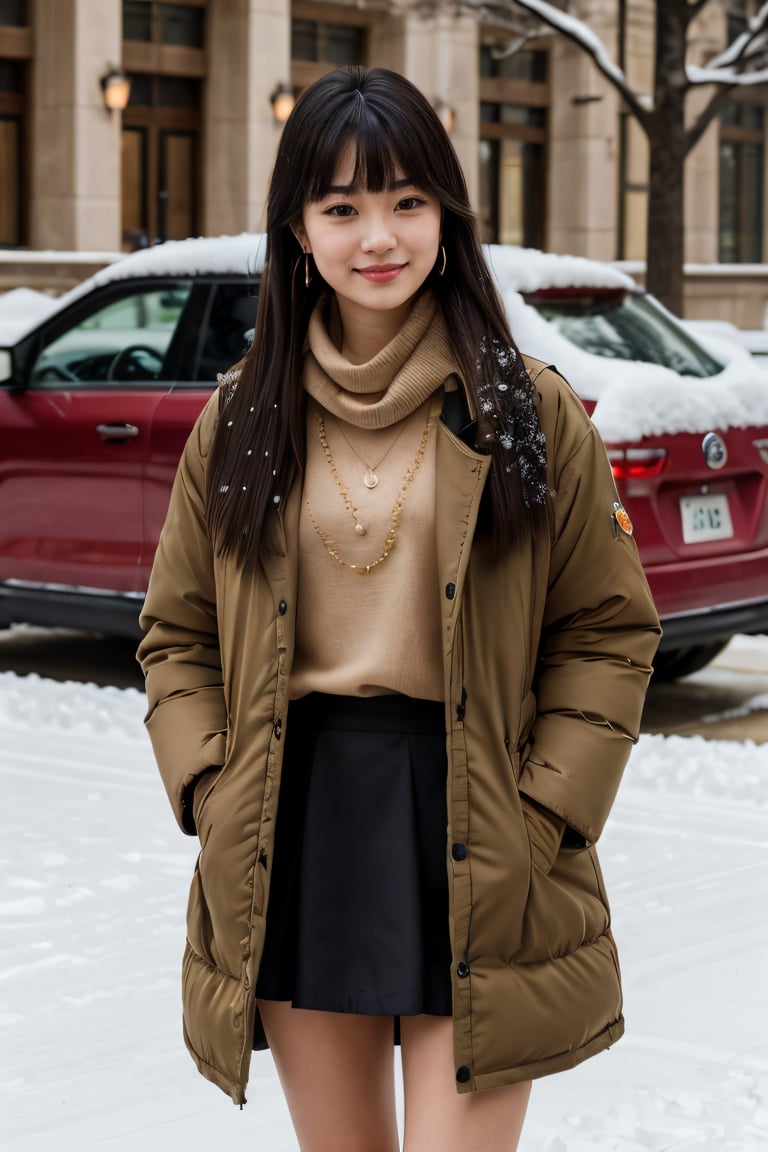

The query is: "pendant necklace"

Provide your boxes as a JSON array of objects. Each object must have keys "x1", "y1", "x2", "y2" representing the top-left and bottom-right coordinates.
[
  {"x1": 310, "y1": 401, "x2": 436, "y2": 571},
  {"x1": 333, "y1": 418, "x2": 409, "y2": 489}
]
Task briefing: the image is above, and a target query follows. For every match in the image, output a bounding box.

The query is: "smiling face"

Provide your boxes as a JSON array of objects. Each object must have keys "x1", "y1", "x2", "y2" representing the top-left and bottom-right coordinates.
[{"x1": 293, "y1": 140, "x2": 442, "y2": 353}]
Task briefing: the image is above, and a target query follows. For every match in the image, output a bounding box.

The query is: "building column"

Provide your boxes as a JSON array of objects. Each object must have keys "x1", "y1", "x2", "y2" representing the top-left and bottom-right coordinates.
[
  {"x1": 684, "y1": 2, "x2": 723, "y2": 265},
  {"x1": 30, "y1": 0, "x2": 122, "y2": 251},
  {"x1": 549, "y1": 0, "x2": 620, "y2": 260},
  {"x1": 205, "y1": 0, "x2": 291, "y2": 236}
]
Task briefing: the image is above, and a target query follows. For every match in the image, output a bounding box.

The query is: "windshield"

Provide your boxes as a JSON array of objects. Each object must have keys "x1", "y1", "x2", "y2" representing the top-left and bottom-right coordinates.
[{"x1": 525, "y1": 288, "x2": 723, "y2": 379}]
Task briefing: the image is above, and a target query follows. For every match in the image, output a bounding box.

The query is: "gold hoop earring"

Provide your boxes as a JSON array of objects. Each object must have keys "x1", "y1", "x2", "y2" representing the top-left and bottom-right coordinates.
[
  {"x1": 437, "y1": 244, "x2": 447, "y2": 277},
  {"x1": 291, "y1": 254, "x2": 302, "y2": 288},
  {"x1": 304, "y1": 251, "x2": 312, "y2": 288}
]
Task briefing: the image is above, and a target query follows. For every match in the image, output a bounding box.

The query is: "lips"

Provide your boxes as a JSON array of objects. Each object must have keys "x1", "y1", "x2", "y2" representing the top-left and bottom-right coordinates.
[{"x1": 356, "y1": 264, "x2": 406, "y2": 282}]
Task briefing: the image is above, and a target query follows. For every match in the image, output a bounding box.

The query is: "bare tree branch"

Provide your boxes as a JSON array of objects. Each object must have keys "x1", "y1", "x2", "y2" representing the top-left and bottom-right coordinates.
[
  {"x1": 412, "y1": 0, "x2": 768, "y2": 315},
  {"x1": 463, "y1": 0, "x2": 654, "y2": 130},
  {"x1": 685, "y1": 83, "x2": 735, "y2": 153},
  {"x1": 703, "y1": 2, "x2": 768, "y2": 71}
]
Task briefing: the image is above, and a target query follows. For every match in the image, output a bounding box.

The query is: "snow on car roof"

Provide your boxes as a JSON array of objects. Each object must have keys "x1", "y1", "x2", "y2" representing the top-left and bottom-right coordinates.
[
  {"x1": 0, "y1": 287, "x2": 61, "y2": 343},
  {"x1": 493, "y1": 279, "x2": 768, "y2": 441},
  {"x1": 489, "y1": 247, "x2": 768, "y2": 441},
  {"x1": 96, "y1": 233, "x2": 267, "y2": 282},
  {"x1": 486, "y1": 243, "x2": 636, "y2": 294},
  {"x1": 7, "y1": 234, "x2": 768, "y2": 442},
  {"x1": 0, "y1": 235, "x2": 268, "y2": 339}
]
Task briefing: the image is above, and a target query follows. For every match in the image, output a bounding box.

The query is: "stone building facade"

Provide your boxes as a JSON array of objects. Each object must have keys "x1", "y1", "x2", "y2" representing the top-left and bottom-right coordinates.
[{"x1": 0, "y1": 0, "x2": 766, "y2": 320}]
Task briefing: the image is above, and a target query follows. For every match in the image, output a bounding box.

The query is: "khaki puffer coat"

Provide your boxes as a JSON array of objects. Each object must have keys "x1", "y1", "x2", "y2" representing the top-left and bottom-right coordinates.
[{"x1": 138, "y1": 358, "x2": 661, "y2": 1105}]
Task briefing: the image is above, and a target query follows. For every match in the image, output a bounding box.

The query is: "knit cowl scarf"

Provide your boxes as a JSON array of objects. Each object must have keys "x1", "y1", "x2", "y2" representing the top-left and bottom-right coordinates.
[{"x1": 302, "y1": 291, "x2": 458, "y2": 428}]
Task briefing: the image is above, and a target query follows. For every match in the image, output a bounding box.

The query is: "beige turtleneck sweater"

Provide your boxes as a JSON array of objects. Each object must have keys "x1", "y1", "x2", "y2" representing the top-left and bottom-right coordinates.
[{"x1": 289, "y1": 292, "x2": 457, "y2": 703}]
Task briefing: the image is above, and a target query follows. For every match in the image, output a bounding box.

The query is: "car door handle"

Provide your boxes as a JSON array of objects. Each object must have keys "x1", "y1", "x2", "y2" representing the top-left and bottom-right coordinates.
[{"x1": 96, "y1": 423, "x2": 140, "y2": 439}]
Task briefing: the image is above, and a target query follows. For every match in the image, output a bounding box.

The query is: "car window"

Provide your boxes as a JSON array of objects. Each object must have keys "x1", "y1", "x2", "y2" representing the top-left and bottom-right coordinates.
[
  {"x1": 195, "y1": 282, "x2": 258, "y2": 382},
  {"x1": 29, "y1": 285, "x2": 193, "y2": 386},
  {"x1": 526, "y1": 289, "x2": 723, "y2": 379}
]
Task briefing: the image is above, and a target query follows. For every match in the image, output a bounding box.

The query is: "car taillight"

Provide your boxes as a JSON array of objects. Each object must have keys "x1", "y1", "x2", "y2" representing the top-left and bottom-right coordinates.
[{"x1": 607, "y1": 447, "x2": 667, "y2": 479}]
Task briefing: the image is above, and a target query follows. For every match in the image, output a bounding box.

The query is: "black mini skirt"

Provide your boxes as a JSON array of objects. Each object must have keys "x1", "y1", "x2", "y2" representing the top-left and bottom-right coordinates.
[{"x1": 255, "y1": 692, "x2": 453, "y2": 1020}]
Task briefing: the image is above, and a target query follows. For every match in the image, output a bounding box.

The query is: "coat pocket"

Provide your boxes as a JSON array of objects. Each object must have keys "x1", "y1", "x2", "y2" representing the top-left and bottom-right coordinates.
[
  {"x1": 186, "y1": 859, "x2": 214, "y2": 967},
  {"x1": 192, "y1": 767, "x2": 221, "y2": 846},
  {"x1": 186, "y1": 854, "x2": 227, "y2": 973},
  {"x1": 516, "y1": 843, "x2": 611, "y2": 964}
]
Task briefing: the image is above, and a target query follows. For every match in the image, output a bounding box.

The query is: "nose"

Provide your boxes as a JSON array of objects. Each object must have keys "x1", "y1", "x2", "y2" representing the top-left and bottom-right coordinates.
[{"x1": 360, "y1": 213, "x2": 396, "y2": 254}]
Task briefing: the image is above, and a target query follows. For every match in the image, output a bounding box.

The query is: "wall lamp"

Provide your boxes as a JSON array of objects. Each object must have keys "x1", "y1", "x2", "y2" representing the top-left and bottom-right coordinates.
[
  {"x1": 270, "y1": 83, "x2": 296, "y2": 124},
  {"x1": 433, "y1": 98, "x2": 456, "y2": 134},
  {"x1": 101, "y1": 67, "x2": 131, "y2": 113}
]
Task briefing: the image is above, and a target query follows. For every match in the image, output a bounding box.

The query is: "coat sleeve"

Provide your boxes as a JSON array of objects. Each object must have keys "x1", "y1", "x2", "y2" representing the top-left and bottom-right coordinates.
[
  {"x1": 518, "y1": 369, "x2": 662, "y2": 846},
  {"x1": 137, "y1": 393, "x2": 227, "y2": 835}
]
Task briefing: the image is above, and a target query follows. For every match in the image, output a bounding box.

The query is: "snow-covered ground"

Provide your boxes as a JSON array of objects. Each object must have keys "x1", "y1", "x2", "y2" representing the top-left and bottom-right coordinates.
[{"x1": 1, "y1": 647, "x2": 767, "y2": 1151}]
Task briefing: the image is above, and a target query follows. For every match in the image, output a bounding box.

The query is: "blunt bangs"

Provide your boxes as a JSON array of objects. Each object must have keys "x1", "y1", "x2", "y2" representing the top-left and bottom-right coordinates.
[{"x1": 303, "y1": 95, "x2": 445, "y2": 205}]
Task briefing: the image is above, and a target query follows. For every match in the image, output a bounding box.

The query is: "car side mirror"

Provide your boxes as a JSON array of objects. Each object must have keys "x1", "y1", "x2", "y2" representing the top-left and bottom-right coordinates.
[{"x1": 0, "y1": 348, "x2": 13, "y2": 385}]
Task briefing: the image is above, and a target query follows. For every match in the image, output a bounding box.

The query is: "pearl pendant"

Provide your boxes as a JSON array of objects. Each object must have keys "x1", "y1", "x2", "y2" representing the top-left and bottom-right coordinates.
[
  {"x1": 355, "y1": 522, "x2": 367, "y2": 536},
  {"x1": 363, "y1": 469, "x2": 378, "y2": 489}
]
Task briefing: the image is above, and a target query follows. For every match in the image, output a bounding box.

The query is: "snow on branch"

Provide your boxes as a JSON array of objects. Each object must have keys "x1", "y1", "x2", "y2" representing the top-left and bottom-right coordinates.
[
  {"x1": 423, "y1": 0, "x2": 768, "y2": 143},
  {"x1": 460, "y1": 0, "x2": 652, "y2": 127},
  {"x1": 686, "y1": 0, "x2": 768, "y2": 91},
  {"x1": 702, "y1": 1, "x2": 768, "y2": 72},
  {"x1": 688, "y1": 62, "x2": 768, "y2": 87}
]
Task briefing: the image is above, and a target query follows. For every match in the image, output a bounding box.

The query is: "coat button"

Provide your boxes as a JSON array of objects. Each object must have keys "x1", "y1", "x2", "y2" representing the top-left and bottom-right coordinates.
[
  {"x1": 278, "y1": 600, "x2": 287, "y2": 615},
  {"x1": 451, "y1": 842, "x2": 467, "y2": 861},
  {"x1": 274, "y1": 719, "x2": 282, "y2": 739},
  {"x1": 445, "y1": 582, "x2": 456, "y2": 600},
  {"x1": 456, "y1": 1065, "x2": 471, "y2": 1084},
  {"x1": 456, "y1": 961, "x2": 470, "y2": 979}
]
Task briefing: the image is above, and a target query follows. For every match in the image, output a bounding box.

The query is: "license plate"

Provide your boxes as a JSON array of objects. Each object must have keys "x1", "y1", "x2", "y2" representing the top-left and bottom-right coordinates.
[{"x1": 680, "y1": 493, "x2": 734, "y2": 543}]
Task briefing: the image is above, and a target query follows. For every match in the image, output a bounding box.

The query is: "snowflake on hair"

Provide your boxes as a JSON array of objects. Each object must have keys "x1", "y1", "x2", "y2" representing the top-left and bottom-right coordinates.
[
  {"x1": 217, "y1": 367, "x2": 242, "y2": 403},
  {"x1": 475, "y1": 338, "x2": 549, "y2": 508}
]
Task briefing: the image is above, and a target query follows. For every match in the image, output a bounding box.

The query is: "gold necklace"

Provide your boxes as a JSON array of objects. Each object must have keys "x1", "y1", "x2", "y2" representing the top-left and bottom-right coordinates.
[
  {"x1": 316, "y1": 411, "x2": 368, "y2": 537},
  {"x1": 332, "y1": 419, "x2": 409, "y2": 489},
  {"x1": 307, "y1": 403, "x2": 436, "y2": 575}
]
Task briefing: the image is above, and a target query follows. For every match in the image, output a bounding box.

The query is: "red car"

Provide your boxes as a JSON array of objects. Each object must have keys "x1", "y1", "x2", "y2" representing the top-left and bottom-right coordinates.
[{"x1": 1, "y1": 236, "x2": 767, "y2": 680}]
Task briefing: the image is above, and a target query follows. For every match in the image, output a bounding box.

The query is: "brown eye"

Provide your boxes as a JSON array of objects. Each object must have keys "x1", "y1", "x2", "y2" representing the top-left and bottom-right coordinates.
[{"x1": 396, "y1": 196, "x2": 426, "y2": 211}]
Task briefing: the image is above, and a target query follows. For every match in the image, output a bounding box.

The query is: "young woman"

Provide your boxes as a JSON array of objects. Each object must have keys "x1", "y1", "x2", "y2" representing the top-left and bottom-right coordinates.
[{"x1": 138, "y1": 66, "x2": 660, "y2": 1152}]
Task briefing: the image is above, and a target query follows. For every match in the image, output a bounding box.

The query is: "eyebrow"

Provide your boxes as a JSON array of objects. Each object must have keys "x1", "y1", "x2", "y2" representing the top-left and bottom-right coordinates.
[{"x1": 323, "y1": 177, "x2": 415, "y2": 195}]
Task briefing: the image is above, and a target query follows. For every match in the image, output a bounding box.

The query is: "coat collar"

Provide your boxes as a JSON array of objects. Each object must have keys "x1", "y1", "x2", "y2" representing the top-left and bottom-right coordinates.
[{"x1": 435, "y1": 402, "x2": 491, "y2": 641}]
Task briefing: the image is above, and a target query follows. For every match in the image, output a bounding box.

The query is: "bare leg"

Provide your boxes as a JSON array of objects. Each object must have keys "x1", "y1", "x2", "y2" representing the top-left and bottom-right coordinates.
[
  {"x1": 400, "y1": 1015, "x2": 531, "y2": 1152},
  {"x1": 257, "y1": 1000, "x2": 400, "y2": 1152}
]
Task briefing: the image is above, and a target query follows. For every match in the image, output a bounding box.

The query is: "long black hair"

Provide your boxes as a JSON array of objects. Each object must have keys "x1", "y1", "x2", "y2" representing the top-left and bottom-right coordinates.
[{"x1": 206, "y1": 66, "x2": 548, "y2": 564}]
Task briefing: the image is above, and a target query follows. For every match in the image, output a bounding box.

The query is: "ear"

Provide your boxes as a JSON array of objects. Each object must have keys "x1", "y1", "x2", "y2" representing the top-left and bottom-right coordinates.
[{"x1": 291, "y1": 221, "x2": 309, "y2": 253}]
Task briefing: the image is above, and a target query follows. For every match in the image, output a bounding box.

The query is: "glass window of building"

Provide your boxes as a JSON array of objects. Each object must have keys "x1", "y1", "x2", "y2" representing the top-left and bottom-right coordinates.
[
  {"x1": 121, "y1": 2, "x2": 204, "y2": 251},
  {"x1": 480, "y1": 43, "x2": 547, "y2": 84},
  {"x1": 478, "y1": 38, "x2": 549, "y2": 248},
  {"x1": 123, "y1": 1, "x2": 152, "y2": 41},
  {"x1": 123, "y1": 2, "x2": 204, "y2": 48},
  {"x1": 0, "y1": 0, "x2": 27, "y2": 25},
  {"x1": 719, "y1": 100, "x2": 765, "y2": 262},
  {"x1": 121, "y1": 74, "x2": 200, "y2": 249},
  {"x1": 291, "y1": 4, "x2": 368, "y2": 91},
  {"x1": 160, "y1": 3, "x2": 204, "y2": 47},
  {"x1": 292, "y1": 20, "x2": 366, "y2": 67},
  {"x1": 726, "y1": 1, "x2": 748, "y2": 45},
  {"x1": 0, "y1": 9, "x2": 28, "y2": 247}
]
